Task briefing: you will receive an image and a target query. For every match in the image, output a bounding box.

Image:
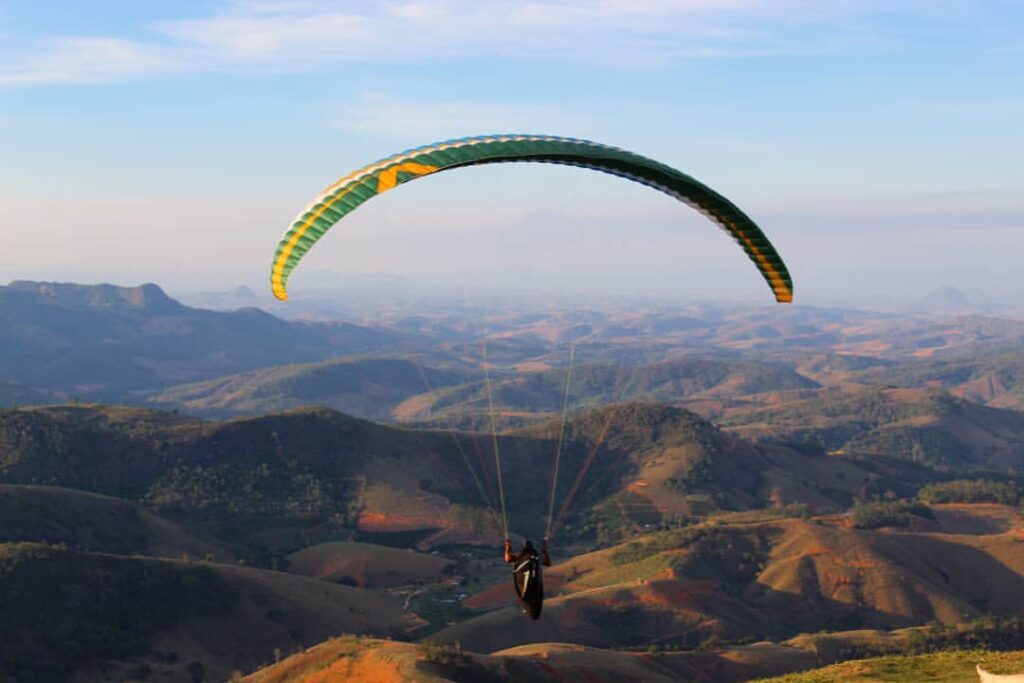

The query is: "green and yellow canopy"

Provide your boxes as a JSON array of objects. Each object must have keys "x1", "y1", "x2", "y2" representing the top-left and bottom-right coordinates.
[{"x1": 271, "y1": 134, "x2": 792, "y2": 303}]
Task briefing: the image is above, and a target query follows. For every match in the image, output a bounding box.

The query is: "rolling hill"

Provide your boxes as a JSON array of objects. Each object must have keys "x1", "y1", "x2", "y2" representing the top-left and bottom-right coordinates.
[
  {"x1": 845, "y1": 351, "x2": 1024, "y2": 411},
  {"x1": 435, "y1": 514, "x2": 1024, "y2": 653},
  {"x1": 0, "y1": 542, "x2": 417, "y2": 682},
  {"x1": 239, "y1": 634, "x2": 817, "y2": 683},
  {"x1": 720, "y1": 386, "x2": 1024, "y2": 471},
  {"x1": 242, "y1": 626, "x2": 1024, "y2": 682},
  {"x1": 0, "y1": 402, "x2": 888, "y2": 555},
  {"x1": 3, "y1": 401, "x2": 1024, "y2": 679},
  {"x1": 148, "y1": 356, "x2": 471, "y2": 420},
  {"x1": 0, "y1": 484, "x2": 231, "y2": 560},
  {"x1": 396, "y1": 358, "x2": 818, "y2": 425},
  {"x1": 0, "y1": 281, "x2": 399, "y2": 402}
]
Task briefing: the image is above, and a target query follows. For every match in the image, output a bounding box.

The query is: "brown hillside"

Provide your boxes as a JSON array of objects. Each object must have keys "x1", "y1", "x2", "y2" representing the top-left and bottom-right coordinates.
[
  {"x1": 438, "y1": 517, "x2": 1024, "y2": 653},
  {"x1": 241, "y1": 635, "x2": 820, "y2": 683},
  {"x1": 245, "y1": 627, "x2": 982, "y2": 683},
  {"x1": 929, "y1": 504, "x2": 1024, "y2": 535},
  {"x1": 286, "y1": 541, "x2": 453, "y2": 588}
]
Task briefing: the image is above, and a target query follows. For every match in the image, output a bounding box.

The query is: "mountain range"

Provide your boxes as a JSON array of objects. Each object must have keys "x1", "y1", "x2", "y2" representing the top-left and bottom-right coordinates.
[{"x1": 5, "y1": 281, "x2": 1024, "y2": 681}]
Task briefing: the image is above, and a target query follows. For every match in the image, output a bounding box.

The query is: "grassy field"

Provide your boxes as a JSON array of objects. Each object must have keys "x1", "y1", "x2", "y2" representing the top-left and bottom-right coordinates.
[{"x1": 752, "y1": 650, "x2": 1024, "y2": 682}]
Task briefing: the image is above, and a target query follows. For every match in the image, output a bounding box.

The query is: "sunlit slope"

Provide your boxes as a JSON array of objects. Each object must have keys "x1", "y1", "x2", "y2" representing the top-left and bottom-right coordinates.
[
  {"x1": 438, "y1": 517, "x2": 1024, "y2": 652},
  {"x1": 753, "y1": 650, "x2": 1024, "y2": 683},
  {"x1": 0, "y1": 543, "x2": 416, "y2": 683},
  {"x1": 0, "y1": 484, "x2": 231, "y2": 560},
  {"x1": 245, "y1": 628, "x2": 1022, "y2": 682},
  {"x1": 241, "y1": 636, "x2": 684, "y2": 682},
  {"x1": 241, "y1": 619, "x2": 1024, "y2": 683},
  {"x1": 839, "y1": 348, "x2": 1024, "y2": 410},
  {"x1": 240, "y1": 635, "x2": 813, "y2": 683}
]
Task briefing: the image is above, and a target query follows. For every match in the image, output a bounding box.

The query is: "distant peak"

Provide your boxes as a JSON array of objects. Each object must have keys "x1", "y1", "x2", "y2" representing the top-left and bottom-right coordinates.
[
  {"x1": 6, "y1": 281, "x2": 181, "y2": 312},
  {"x1": 920, "y1": 285, "x2": 971, "y2": 309}
]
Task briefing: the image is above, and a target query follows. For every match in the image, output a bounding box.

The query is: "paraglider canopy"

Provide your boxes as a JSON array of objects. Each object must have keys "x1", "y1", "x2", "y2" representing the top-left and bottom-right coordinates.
[{"x1": 270, "y1": 134, "x2": 793, "y2": 304}]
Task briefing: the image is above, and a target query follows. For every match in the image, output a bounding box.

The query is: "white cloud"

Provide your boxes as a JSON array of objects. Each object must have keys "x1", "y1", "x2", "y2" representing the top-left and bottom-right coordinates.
[
  {"x1": 156, "y1": 6, "x2": 373, "y2": 61},
  {"x1": 0, "y1": 0, "x2": 926, "y2": 87},
  {"x1": 0, "y1": 36, "x2": 177, "y2": 86}
]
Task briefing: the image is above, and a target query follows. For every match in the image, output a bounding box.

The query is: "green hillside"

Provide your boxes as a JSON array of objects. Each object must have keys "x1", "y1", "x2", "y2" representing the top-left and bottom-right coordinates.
[{"x1": 721, "y1": 386, "x2": 1024, "y2": 470}]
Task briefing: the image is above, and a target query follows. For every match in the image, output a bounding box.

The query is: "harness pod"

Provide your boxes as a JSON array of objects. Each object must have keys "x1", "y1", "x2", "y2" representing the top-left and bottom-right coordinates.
[{"x1": 513, "y1": 555, "x2": 544, "y2": 620}]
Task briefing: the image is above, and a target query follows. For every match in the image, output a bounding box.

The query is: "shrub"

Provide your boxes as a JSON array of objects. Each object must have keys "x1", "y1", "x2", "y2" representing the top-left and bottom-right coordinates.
[
  {"x1": 416, "y1": 640, "x2": 467, "y2": 667},
  {"x1": 610, "y1": 526, "x2": 709, "y2": 566},
  {"x1": 851, "y1": 500, "x2": 934, "y2": 529},
  {"x1": 918, "y1": 479, "x2": 1020, "y2": 505}
]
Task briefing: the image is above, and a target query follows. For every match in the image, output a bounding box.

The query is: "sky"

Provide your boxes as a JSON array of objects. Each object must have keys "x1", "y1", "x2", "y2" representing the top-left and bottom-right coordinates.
[{"x1": 1, "y1": 1, "x2": 1022, "y2": 306}]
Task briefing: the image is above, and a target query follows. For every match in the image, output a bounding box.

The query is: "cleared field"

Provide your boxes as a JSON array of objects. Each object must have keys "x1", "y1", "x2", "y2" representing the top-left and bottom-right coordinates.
[
  {"x1": 287, "y1": 541, "x2": 452, "y2": 588},
  {"x1": 930, "y1": 504, "x2": 1024, "y2": 536}
]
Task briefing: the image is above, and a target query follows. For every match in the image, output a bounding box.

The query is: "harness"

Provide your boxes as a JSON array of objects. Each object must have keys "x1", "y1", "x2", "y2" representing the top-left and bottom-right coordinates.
[{"x1": 514, "y1": 555, "x2": 541, "y2": 599}]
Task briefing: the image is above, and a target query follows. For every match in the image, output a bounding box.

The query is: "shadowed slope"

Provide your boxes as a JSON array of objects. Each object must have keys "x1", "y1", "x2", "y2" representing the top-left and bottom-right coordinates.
[
  {"x1": 0, "y1": 484, "x2": 231, "y2": 560},
  {"x1": 0, "y1": 543, "x2": 416, "y2": 683},
  {"x1": 0, "y1": 281, "x2": 398, "y2": 399}
]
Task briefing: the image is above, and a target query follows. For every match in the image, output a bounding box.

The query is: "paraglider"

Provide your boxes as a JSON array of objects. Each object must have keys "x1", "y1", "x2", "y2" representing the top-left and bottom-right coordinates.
[
  {"x1": 505, "y1": 537, "x2": 552, "y2": 620},
  {"x1": 270, "y1": 134, "x2": 793, "y2": 304},
  {"x1": 270, "y1": 133, "x2": 794, "y2": 620}
]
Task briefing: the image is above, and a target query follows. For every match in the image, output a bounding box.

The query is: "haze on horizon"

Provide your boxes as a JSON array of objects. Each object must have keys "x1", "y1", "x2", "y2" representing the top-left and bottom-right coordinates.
[{"x1": 2, "y1": 1, "x2": 1022, "y2": 307}]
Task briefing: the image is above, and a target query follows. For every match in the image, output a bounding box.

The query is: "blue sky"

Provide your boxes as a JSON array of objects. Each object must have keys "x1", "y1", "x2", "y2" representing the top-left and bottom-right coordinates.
[{"x1": 1, "y1": 1, "x2": 1022, "y2": 304}]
